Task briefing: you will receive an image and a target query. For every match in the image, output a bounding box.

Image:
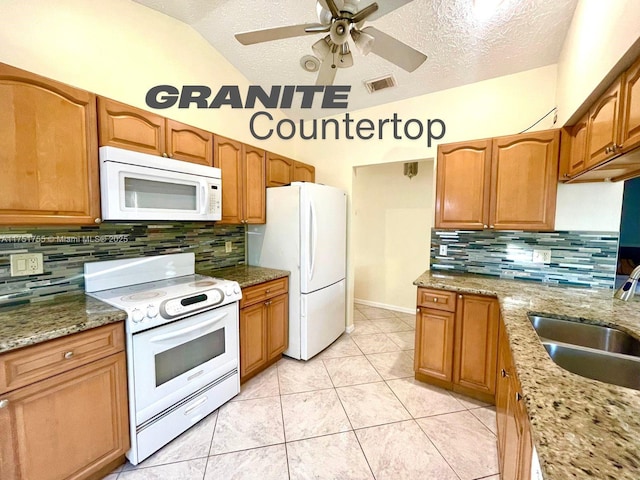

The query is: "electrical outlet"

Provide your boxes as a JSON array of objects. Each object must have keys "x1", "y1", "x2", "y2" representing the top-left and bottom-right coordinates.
[
  {"x1": 225, "y1": 241, "x2": 233, "y2": 253},
  {"x1": 532, "y1": 249, "x2": 552, "y2": 264},
  {"x1": 10, "y1": 253, "x2": 44, "y2": 276},
  {"x1": 439, "y1": 245, "x2": 448, "y2": 256}
]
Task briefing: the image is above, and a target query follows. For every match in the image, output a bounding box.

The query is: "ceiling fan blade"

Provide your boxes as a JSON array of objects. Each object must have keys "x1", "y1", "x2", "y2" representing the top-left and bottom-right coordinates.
[
  {"x1": 305, "y1": 25, "x2": 331, "y2": 33},
  {"x1": 362, "y1": 26, "x2": 427, "y2": 72},
  {"x1": 351, "y1": 3, "x2": 379, "y2": 24},
  {"x1": 316, "y1": 50, "x2": 338, "y2": 86},
  {"x1": 365, "y1": 0, "x2": 413, "y2": 21},
  {"x1": 235, "y1": 23, "x2": 324, "y2": 45},
  {"x1": 321, "y1": 0, "x2": 342, "y2": 18}
]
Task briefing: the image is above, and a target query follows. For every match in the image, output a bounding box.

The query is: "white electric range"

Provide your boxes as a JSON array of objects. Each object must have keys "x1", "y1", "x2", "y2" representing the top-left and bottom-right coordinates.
[{"x1": 85, "y1": 253, "x2": 241, "y2": 465}]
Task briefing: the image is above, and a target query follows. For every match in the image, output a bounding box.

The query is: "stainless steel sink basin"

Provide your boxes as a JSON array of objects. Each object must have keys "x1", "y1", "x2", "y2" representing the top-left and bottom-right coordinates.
[
  {"x1": 528, "y1": 315, "x2": 640, "y2": 357},
  {"x1": 543, "y1": 342, "x2": 640, "y2": 391}
]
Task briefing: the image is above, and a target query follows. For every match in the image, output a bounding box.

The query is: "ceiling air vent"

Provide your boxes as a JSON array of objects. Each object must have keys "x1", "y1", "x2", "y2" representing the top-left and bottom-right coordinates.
[{"x1": 364, "y1": 75, "x2": 397, "y2": 93}]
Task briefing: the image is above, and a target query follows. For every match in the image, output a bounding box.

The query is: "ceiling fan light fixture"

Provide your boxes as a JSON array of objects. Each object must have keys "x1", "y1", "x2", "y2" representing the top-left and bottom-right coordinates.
[
  {"x1": 351, "y1": 29, "x2": 375, "y2": 55},
  {"x1": 312, "y1": 36, "x2": 331, "y2": 58}
]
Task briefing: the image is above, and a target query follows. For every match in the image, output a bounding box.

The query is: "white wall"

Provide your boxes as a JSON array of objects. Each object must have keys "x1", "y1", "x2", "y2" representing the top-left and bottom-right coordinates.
[
  {"x1": 555, "y1": 182, "x2": 624, "y2": 231},
  {"x1": 0, "y1": 0, "x2": 299, "y2": 158},
  {"x1": 555, "y1": 0, "x2": 640, "y2": 125},
  {"x1": 352, "y1": 161, "x2": 434, "y2": 312}
]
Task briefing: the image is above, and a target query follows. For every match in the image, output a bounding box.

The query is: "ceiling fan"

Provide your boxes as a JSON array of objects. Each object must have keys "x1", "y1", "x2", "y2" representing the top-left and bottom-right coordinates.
[{"x1": 235, "y1": 0, "x2": 428, "y2": 86}]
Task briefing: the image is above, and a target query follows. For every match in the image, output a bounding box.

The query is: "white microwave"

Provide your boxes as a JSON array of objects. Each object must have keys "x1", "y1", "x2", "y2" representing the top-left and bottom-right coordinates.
[{"x1": 99, "y1": 146, "x2": 222, "y2": 221}]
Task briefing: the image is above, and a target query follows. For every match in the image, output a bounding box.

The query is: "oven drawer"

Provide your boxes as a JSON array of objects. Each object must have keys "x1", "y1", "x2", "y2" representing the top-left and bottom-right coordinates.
[
  {"x1": 240, "y1": 277, "x2": 289, "y2": 308},
  {"x1": 417, "y1": 288, "x2": 457, "y2": 312},
  {"x1": 0, "y1": 323, "x2": 125, "y2": 395}
]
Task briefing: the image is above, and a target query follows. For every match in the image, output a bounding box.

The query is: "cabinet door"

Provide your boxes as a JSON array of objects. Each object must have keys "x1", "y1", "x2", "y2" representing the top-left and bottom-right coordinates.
[
  {"x1": 490, "y1": 130, "x2": 559, "y2": 231},
  {"x1": 266, "y1": 153, "x2": 293, "y2": 187},
  {"x1": 267, "y1": 293, "x2": 289, "y2": 360},
  {"x1": 495, "y1": 326, "x2": 511, "y2": 472},
  {"x1": 622, "y1": 57, "x2": 640, "y2": 152},
  {"x1": 517, "y1": 402, "x2": 533, "y2": 480},
  {"x1": 453, "y1": 294, "x2": 499, "y2": 395},
  {"x1": 213, "y1": 136, "x2": 243, "y2": 224},
  {"x1": 97, "y1": 97, "x2": 165, "y2": 156},
  {"x1": 0, "y1": 63, "x2": 100, "y2": 225},
  {"x1": 568, "y1": 117, "x2": 588, "y2": 176},
  {"x1": 435, "y1": 140, "x2": 492, "y2": 229},
  {"x1": 586, "y1": 78, "x2": 623, "y2": 168},
  {"x1": 239, "y1": 302, "x2": 268, "y2": 380},
  {"x1": 243, "y1": 145, "x2": 267, "y2": 224},
  {"x1": 166, "y1": 119, "x2": 213, "y2": 166},
  {"x1": 414, "y1": 307, "x2": 455, "y2": 382},
  {"x1": 0, "y1": 353, "x2": 129, "y2": 480},
  {"x1": 292, "y1": 161, "x2": 316, "y2": 183},
  {"x1": 501, "y1": 376, "x2": 523, "y2": 480}
]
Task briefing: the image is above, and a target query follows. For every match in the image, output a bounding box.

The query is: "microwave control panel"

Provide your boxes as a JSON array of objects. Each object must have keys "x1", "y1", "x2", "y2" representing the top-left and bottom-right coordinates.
[{"x1": 209, "y1": 184, "x2": 221, "y2": 214}]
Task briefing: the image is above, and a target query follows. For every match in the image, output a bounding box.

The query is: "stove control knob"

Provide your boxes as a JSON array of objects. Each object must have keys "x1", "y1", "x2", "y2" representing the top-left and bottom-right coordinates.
[
  {"x1": 233, "y1": 285, "x2": 240, "y2": 294},
  {"x1": 225, "y1": 286, "x2": 233, "y2": 296},
  {"x1": 131, "y1": 309, "x2": 144, "y2": 323},
  {"x1": 147, "y1": 305, "x2": 158, "y2": 318}
]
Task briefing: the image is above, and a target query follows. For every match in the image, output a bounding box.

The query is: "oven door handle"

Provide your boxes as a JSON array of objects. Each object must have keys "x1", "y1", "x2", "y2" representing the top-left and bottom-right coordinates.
[{"x1": 150, "y1": 312, "x2": 228, "y2": 343}]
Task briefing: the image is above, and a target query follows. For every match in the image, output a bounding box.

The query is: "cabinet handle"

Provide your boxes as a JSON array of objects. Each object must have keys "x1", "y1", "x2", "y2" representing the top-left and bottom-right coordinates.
[
  {"x1": 266, "y1": 289, "x2": 271, "y2": 294},
  {"x1": 94, "y1": 218, "x2": 102, "y2": 224},
  {"x1": 416, "y1": 307, "x2": 421, "y2": 313},
  {"x1": 162, "y1": 152, "x2": 168, "y2": 158},
  {"x1": 563, "y1": 173, "x2": 570, "y2": 178},
  {"x1": 458, "y1": 294, "x2": 463, "y2": 299},
  {"x1": 483, "y1": 224, "x2": 488, "y2": 228},
  {"x1": 432, "y1": 298, "x2": 438, "y2": 303},
  {"x1": 515, "y1": 392, "x2": 522, "y2": 402},
  {"x1": 501, "y1": 368, "x2": 509, "y2": 378},
  {"x1": 0, "y1": 399, "x2": 8, "y2": 409},
  {"x1": 490, "y1": 225, "x2": 495, "y2": 228},
  {"x1": 64, "y1": 351, "x2": 74, "y2": 360},
  {"x1": 605, "y1": 147, "x2": 610, "y2": 154},
  {"x1": 265, "y1": 300, "x2": 271, "y2": 306}
]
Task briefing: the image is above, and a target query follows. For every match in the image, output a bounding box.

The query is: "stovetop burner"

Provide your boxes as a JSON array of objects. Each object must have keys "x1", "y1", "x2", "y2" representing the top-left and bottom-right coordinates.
[{"x1": 120, "y1": 290, "x2": 168, "y2": 303}]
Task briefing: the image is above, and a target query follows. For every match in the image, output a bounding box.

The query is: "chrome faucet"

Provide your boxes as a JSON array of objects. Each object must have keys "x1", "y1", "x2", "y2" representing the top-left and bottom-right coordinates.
[{"x1": 615, "y1": 265, "x2": 640, "y2": 301}]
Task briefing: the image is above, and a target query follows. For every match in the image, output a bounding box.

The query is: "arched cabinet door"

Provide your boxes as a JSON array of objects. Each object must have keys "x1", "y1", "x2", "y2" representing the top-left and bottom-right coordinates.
[{"x1": 0, "y1": 62, "x2": 100, "y2": 225}]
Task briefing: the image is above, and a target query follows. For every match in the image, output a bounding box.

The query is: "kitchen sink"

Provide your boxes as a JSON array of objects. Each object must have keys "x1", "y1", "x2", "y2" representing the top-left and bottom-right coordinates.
[
  {"x1": 543, "y1": 342, "x2": 640, "y2": 391},
  {"x1": 528, "y1": 315, "x2": 640, "y2": 357}
]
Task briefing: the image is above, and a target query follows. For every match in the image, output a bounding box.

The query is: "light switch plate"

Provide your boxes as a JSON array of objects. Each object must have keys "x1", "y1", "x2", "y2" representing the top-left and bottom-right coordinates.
[
  {"x1": 10, "y1": 253, "x2": 44, "y2": 276},
  {"x1": 439, "y1": 245, "x2": 448, "y2": 256},
  {"x1": 532, "y1": 249, "x2": 552, "y2": 264},
  {"x1": 225, "y1": 241, "x2": 233, "y2": 253}
]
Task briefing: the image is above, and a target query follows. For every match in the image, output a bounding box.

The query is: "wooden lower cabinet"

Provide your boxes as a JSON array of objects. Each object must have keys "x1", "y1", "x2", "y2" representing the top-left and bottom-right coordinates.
[
  {"x1": 0, "y1": 342, "x2": 129, "y2": 480},
  {"x1": 414, "y1": 288, "x2": 499, "y2": 403},
  {"x1": 496, "y1": 323, "x2": 532, "y2": 480},
  {"x1": 239, "y1": 278, "x2": 289, "y2": 382}
]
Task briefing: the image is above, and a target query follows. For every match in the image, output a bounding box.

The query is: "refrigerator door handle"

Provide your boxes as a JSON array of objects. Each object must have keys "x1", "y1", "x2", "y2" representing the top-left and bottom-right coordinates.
[{"x1": 309, "y1": 199, "x2": 318, "y2": 281}]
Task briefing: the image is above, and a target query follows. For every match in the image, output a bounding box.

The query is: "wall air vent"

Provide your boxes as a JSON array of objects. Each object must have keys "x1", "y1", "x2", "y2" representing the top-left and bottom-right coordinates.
[{"x1": 364, "y1": 75, "x2": 397, "y2": 93}]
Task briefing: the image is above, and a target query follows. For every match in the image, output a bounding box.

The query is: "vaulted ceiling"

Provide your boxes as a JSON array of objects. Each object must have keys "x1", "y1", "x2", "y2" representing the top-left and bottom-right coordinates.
[{"x1": 133, "y1": 0, "x2": 578, "y2": 118}]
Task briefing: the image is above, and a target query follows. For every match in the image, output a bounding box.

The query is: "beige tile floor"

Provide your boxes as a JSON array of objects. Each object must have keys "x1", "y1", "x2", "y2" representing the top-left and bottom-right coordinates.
[{"x1": 104, "y1": 304, "x2": 500, "y2": 480}]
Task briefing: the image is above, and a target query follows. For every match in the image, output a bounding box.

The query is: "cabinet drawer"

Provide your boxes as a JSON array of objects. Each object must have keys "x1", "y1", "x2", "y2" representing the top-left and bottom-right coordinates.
[
  {"x1": 240, "y1": 277, "x2": 289, "y2": 308},
  {"x1": 0, "y1": 323, "x2": 125, "y2": 395},
  {"x1": 417, "y1": 288, "x2": 457, "y2": 312}
]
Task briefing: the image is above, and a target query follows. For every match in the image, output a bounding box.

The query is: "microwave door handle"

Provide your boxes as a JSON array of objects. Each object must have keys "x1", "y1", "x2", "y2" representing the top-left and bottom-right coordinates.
[
  {"x1": 150, "y1": 312, "x2": 228, "y2": 343},
  {"x1": 200, "y1": 185, "x2": 206, "y2": 213}
]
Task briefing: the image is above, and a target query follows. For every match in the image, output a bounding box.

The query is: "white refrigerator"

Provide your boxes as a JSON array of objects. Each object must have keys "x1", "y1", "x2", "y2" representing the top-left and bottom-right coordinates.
[{"x1": 248, "y1": 182, "x2": 347, "y2": 360}]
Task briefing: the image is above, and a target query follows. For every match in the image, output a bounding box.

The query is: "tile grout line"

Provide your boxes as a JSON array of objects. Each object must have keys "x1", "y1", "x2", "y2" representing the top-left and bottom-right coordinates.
[
  {"x1": 414, "y1": 418, "x2": 464, "y2": 480},
  {"x1": 276, "y1": 371, "x2": 292, "y2": 480}
]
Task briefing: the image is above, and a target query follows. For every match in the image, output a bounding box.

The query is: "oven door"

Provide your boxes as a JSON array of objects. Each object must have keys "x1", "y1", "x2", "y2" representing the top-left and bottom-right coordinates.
[{"x1": 131, "y1": 303, "x2": 238, "y2": 424}]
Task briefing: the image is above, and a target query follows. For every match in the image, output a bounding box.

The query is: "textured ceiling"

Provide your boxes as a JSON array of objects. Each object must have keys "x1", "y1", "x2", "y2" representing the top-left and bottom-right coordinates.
[{"x1": 133, "y1": 0, "x2": 578, "y2": 119}]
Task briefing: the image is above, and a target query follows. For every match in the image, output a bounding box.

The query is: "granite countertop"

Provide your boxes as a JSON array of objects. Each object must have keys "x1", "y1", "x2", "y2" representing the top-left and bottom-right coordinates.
[
  {"x1": 413, "y1": 270, "x2": 640, "y2": 480},
  {"x1": 200, "y1": 265, "x2": 290, "y2": 288},
  {"x1": 0, "y1": 294, "x2": 127, "y2": 354}
]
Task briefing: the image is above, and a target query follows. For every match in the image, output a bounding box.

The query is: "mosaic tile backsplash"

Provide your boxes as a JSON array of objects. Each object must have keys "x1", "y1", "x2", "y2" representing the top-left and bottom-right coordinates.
[
  {"x1": 0, "y1": 223, "x2": 245, "y2": 307},
  {"x1": 430, "y1": 229, "x2": 618, "y2": 288}
]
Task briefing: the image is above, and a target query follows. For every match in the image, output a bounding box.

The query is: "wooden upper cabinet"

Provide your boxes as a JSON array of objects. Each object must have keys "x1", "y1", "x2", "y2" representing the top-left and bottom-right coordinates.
[
  {"x1": 435, "y1": 139, "x2": 492, "y2": 229},
  {"x1": 266, "y1": 153, "x2": 293, "y2": 187},
  {"x1": 586, "y1": 77, "x2": 623, "y2": 168},
  {"x1": 98, "y1": 97, "x2": 212, "y2": 166},
  {"x1": 563, "y1": 116, "x2": 589, "y2": 178},
  {"x1": 490, "y1": 130, "x2": 559, "y2": 231},
  {"x1": 214, "y1": 136, "x2": 244, "y2": 224},
  {"x1": 98, "y1": 97, "x2": 165, "y2": 156},
  {"x1": 243, "y1": 145, "x2": 267, "y2": 224},
  {"x1": 166, "y1": 119, "x2": 213, "y2": 166},
  {"x1": 453, "y1": 294, "x2": 499, "y2": 396},
  {"x1": 292, "y1": 161, "x2": 316, "y2": 183},
  {"x1": 213, "y1": 137, "x2": 266, "y2": 225},
  {"x1": 621, "y1": 56, "x2": 640, "y2": 152},
  {"x1": 0, "y1": 63, "x2": 100, "y2": 225}
]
